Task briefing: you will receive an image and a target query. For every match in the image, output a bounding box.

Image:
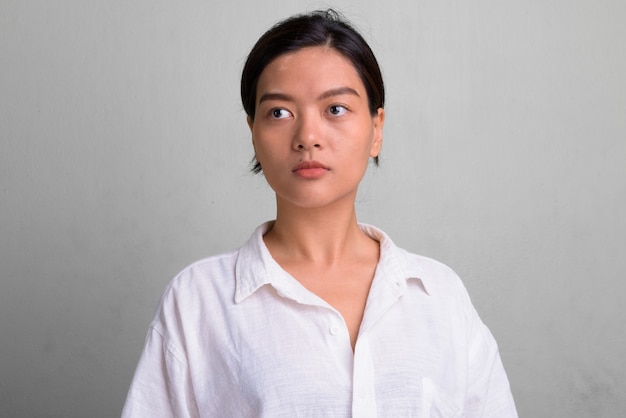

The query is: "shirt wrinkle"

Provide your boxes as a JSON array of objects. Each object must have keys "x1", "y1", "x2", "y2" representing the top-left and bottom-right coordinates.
[{"x1": 149, "y1": 325, "x2": 186, "y2": 365}]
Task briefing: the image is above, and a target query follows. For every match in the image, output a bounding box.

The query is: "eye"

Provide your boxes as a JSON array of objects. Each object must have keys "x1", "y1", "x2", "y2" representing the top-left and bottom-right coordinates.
[
  {"x1": 328, "y1": 105, "x2": 348, "y2": 116},
  {"x1": 271, "y1": 108, "x2": 292, "y2": 119}
]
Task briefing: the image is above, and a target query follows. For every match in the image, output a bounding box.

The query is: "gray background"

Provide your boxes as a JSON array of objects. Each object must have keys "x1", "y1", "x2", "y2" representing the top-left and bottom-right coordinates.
[{"x1": 1, "y1": 0, "x2": 625, "y2": 417}]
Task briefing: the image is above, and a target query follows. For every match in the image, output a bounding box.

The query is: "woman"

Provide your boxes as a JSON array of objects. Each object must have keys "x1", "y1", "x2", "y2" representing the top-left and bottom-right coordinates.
[{"x1": 122, "y1": 10, "x2": 517, "y2": 417}]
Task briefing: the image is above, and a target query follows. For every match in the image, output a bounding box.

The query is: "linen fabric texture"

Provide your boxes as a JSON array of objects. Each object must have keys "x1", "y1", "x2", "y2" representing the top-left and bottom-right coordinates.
[{"x1": 122, "y1": 222, "x2": 517, "y2": 417}]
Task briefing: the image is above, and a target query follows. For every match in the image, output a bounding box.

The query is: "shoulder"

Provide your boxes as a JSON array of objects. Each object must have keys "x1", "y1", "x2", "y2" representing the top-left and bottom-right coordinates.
[
  {"x1": 403, "y1": 250, "x2": 461, "y2": 284},
  {"x1": 150, "y1": 249, "x2": 240, "y2": 331},
  {"x1": 400, "y1": 248, "x2": 470, "y2": 300},
  {"x1": 151, "y1": 223, "x2": 273, "y2": 330},
  {"x1": 360, "y1": 223, "x2": 465, "y2": 295},
  {"x1": 167, "y1": 249, "x2": 239, "y2": 292},
  {"x1": 164, "y1": 250, "x2": 239, "y2": 295},
  {"x1": 359, "y1": 224, "x2": 460, "y2": 284}
]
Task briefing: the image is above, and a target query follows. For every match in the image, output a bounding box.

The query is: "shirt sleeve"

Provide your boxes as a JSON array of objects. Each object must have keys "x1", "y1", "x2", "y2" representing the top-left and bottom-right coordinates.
[
  {"x1": 121, "y1": 327, "x2": 199, "y2": 418},
  {"x1": 461, "y1": 283, "x2": 518, "y2": 417}
]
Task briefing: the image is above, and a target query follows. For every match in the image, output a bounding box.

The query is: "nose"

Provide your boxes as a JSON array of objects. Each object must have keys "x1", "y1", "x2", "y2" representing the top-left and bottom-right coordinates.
[{"x1": 292, "y1": 112, "x2": 322, "y2": 151}]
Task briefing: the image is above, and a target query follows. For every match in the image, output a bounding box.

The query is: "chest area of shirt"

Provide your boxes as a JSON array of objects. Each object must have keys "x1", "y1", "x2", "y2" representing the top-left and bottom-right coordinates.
[
  {"x1": 205, "y1": 287, "x2": 458, "y2": 387},
  {"x1": 191, "y1": 297, "x2": 464, "y2": 417}
]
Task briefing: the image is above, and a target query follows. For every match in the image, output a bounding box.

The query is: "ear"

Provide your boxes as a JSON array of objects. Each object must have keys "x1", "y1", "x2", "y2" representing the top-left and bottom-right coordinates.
[
  {"x1": 369, "y1": 108, "x2": 385, "y2": 158},
  {"x1": 247, "y1": 116, "x2": 257, "y2": 154}
]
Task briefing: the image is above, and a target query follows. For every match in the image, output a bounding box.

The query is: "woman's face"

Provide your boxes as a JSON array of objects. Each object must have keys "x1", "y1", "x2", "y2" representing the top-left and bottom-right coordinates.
[{"x1": 248, "y1": 46, "x2": 384, "y2": 210}]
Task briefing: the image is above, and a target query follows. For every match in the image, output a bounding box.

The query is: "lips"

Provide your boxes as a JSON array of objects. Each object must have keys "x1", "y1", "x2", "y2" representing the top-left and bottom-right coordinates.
[
  {"x1": 292, "y1": 160, "x2": 329, "y2": 179},
  {"x1": 292, "y1": 160, "x2": 329, "y2": 171}
]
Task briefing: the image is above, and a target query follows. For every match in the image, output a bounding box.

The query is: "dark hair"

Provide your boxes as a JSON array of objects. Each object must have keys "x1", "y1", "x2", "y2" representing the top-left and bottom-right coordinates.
[{"x1": 241, "y1": 9, "x2": 385, "y2": 173}]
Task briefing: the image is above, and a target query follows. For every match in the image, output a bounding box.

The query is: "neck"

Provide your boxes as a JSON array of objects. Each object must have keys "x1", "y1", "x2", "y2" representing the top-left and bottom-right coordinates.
[{"x1": 264, "y1": 195, "x2": 368, "y2": 265}]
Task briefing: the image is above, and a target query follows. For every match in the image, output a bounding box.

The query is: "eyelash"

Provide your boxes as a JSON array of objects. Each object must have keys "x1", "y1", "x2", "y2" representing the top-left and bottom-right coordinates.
[
  {"x1": 270, "y1": 108, "x2": 292, "y2": 119},
  {"x1": 267, "y1": 104, "x2": 349, "y2": 120},
  {"x1": 328, "y1": 105, "x2": 348, "y2": 116}
]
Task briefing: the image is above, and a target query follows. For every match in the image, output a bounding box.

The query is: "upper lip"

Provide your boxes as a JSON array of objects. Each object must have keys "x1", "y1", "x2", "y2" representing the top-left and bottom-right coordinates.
[{"x1": 292, "y1": 160, "x2": 329, "y2": 171}]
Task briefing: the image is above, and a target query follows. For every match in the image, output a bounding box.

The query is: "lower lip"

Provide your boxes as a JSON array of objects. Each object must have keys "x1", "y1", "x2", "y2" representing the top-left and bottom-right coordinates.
[{"x1": 293, "y1": 168, "x2": 328, "y2": 179}]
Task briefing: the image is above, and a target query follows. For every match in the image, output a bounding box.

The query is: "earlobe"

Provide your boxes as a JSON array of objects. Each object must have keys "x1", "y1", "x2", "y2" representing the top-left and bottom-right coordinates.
[{"x1": 370, "y1": 108, "x2": 385, "y2": 157}]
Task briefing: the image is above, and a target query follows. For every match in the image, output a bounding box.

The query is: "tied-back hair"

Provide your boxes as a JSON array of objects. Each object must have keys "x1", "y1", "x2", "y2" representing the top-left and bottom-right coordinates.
[{"x1": 241, "y1": 9, "x2": 385, "y2": 173}]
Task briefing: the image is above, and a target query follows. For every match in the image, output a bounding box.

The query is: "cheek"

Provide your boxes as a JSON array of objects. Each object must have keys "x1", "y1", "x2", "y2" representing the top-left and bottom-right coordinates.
[
  {"x1": 348, "y1": 126, "x2": 376, "y2": 158},
  {"x1": 252, "y1": 133, "x2": 271, "y2": 162},
  {"x1": 258, "y1": 165, "x2": 285, "y2": 196},
  {"x1": 252, "y1": 137, "x2": 284, "y2": 180}
]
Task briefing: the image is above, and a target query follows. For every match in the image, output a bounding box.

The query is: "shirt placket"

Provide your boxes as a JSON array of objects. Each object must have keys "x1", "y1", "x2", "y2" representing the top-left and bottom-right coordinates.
[
  {"x1": 352, "y1": 335, "x2": 378, "y2": 417},
  {"x1": 351, "y1": 259, "x2": 408, "y2": 418}
]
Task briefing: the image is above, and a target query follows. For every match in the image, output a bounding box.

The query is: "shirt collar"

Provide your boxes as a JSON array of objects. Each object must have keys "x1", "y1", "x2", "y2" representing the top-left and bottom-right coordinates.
[
  {"x1": 358, "y1": 223, "x2": 431, "y2": 296},
  {"x1": 234, "y1": 222, "x2": 432, "y2": 304}
]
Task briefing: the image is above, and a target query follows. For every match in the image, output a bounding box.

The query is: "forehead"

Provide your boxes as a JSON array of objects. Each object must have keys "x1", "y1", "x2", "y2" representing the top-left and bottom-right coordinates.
[{"x1": 256, "y1": 46, "x2": 365, "y2": 96}]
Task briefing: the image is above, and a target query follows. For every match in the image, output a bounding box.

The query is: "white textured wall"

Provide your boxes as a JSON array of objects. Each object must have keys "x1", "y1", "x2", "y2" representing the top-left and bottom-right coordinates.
[{"x1": 1, "y1": 1, "x2": 625, "y2": 417}]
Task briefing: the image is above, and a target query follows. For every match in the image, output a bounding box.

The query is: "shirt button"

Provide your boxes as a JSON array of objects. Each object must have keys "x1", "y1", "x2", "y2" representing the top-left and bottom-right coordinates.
[{"x1": 329, "y1": 326, "x2": 339, "y2": 335}]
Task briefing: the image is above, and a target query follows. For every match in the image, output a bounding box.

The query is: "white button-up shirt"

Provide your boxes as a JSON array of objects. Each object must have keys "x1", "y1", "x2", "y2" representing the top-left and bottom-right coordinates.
[{"x1": 122, "y1": 223, "x2": 517, "y2": 417}]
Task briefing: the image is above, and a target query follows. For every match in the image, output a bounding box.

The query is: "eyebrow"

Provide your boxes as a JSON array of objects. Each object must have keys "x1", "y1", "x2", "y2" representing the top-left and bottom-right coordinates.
[
  {"x1": 317, "y1": 87, "x2": 360, "y2": 101},
  {"x1": 258, "y1": 87, "x2": 360, "y2": 105},
  {"x1": 258, "y1": 92, "x2": 294, "y2": 104}
]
